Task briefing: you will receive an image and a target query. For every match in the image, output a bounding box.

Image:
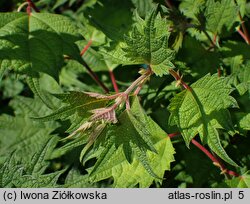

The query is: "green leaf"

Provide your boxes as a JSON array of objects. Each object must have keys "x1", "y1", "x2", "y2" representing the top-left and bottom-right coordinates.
[
  {"x1": 50, "y1": 134, "x2": 88, "y2": 159},
  {"x1": 131, "y1": 0, "x2": 155, "y2": 18},
  {"x1": 13, "y1": 136, "x2": 65, "y2": 188},
  {"x1": 177, "y1": 36, "x2": 220, "y2": 77},
  {"x1": 225, "y1": 59, "x2": 250, "y2": 95},
  {"x1": 205, "y1": 0, "x2": 238, "y2": 34},
  {"x1": 102, "y1": 6, "x2": 175, "y2": 76},
  {"x1": 0, "y1": 137, "x2": 65, "y2": 188},
  {"x1": 64, "y1": 168, "x2": 98, "y2": 187},
  {"x1": 0, "y1": 96, "x2": 59, "y2": 160},
  {"x1": 0, "y1": 74, "x2": 24, "y2": 98},
  {"x1": 0, "y1": 101, "x2": 63, "y2": 187},
  {"x1": 235, "y1": 113, "x2": 250, "y2": 131},
  {"x1": 179, "y1": 0, "x2": 205, "y2": 19},
  {"x1": 34, "y1": 91, "x2": 109, "y2": 132},
  {"x1": 225, "y1": 171, "x2": 250, "y2": 187},
  {"x1": 0, "y1": 12, "x2": 82, "y2": 81},
  {"x1": 26, "y1": 76, "x2": 56, "y2": 109},
  {"x1": 168, "y1": 74, "x2": 238, "y2": 166},
  {"x1": 0, "y1": 153, "x2": 23, "y2": 187},
  {"x1": 85, "y1": 97, "x2": 175, "y2": 187}
]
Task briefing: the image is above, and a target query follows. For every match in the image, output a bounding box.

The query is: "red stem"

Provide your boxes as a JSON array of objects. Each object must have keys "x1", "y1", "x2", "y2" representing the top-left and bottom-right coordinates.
[
  {"x1": 80, "y1": 39, "x2": 93, "y2": 56},
  {"x1": 237, "y1": 29, "x2": 249, "y2": 44},
  {"x1": 169, "y1": 69, "x2": 191, "y2": 91},
  {"x1": 164, "y1": 0, "x2": 174, "y2": 9},
  {"x1": 81, "y1": 61, "x2": 109, "y2": 93},
  {"x1": 238, "y1": 14, "x2": 250, "y2": 44},
  {"x1": 26, "y1": 3, "x2": 31, "y2": 15},
  {"x1": 109, "y1": 70, "x2": 119, "y2": 93},
  {"x1": 191, "y1": 139, "x2": 220, "y2": 164},
  {"x1": 217, "y1": 67, "x2": 221, "y2": 77},
  {"x1": 168, "y1": 132, "x2": 240, "y2": 177},
  {"x1": 26, "y1": 0, "x2": 40, "y2": 12},
  {"x1": 168, "y1": 132, "x2": 181, "y2": 138}
]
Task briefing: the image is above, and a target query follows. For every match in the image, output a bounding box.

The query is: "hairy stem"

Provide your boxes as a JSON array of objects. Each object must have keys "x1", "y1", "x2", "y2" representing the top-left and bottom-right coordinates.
[
  {"x1": 109, "y1": 70, "x2": 119, "y2": 93},
  {"x1": 106, "y1": 68, "x2": 152, "y2": 109},
  {"x1": 124, "y1": 69, "x2": 152, "y2": 95}
]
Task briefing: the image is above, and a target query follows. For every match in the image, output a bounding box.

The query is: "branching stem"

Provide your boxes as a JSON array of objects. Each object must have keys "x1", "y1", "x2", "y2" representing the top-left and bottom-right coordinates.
[
  {"x1": 169, "y1": 69, "x2": 191, "y2": 91},
  {"x1": 93, "y1": 68, "x2": 152, "y2": 110}
]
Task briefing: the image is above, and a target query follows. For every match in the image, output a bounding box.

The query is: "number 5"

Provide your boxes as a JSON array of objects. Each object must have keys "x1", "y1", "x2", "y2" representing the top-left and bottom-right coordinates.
[{"x1": 238, "y1": 191, "x2": 244, "y2": 199}]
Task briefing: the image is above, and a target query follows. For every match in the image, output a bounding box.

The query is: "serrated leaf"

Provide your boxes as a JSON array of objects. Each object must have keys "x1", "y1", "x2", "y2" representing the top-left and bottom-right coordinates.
[
  {"x1": 0, "y1": 96, "x2": 58, "y2": 160},
  {"x1": 0, "y1": 74, "x2": 24, "y2": 98},
  {"x1": 34, "y1": 91, "x2": 109, "y2": 131},
  {"x1": 102, "y1": 6, "x2": 175, "y2": 76},
  {"x1": 26, "y1": 76, "x2": 56, "y2": 109},
  {"x1": 0, "y1": 153, "x2": 23, "y2": 187},
  {"x1": 131, "y1": 0, "x2": 155, "y2": 18},
  {"x1": 205, "y1": 0, "x2": 238, "y2": 34},
  {"x1": 235, "y1": 113, "x2": 250, "y2": 132},
  {"x1": 85, "y1": 97, "x2": 175, "y2": 187},
  {"x1": 13, "y1": 136, "x2": 65, "y2": 188},
  {"x1": 179, "y1": 0, "x2": 205, "y2": 19},
  {"x1": 226, "y1": 59, "x2": 250, "y2": 95},
  {"x1": 64, "y1": 168, "x2": 97, "y2": 187},
  {"x1": 168, "y1": 74, "x2": 238, "y2": 166},
  {"x1": 51, "y1": 134, "x2": 88, "y2": 159},
  {"x1": 0, "y1": 12, "x2": 82, "y2": 81},
  {"x1": 0, "y1": 102, "x2": 65, "y2": 187}
]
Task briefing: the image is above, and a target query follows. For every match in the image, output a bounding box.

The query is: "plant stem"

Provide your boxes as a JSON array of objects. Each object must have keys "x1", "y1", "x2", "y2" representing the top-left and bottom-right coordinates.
[
  {"x1": 102, "y1": 69, "x2": 152, "y2": 110},
  {"x1": 109, "y1": 70, "x2": 119, "y2": 93},
  {"x1": 81, "y1": 61, "x2": 109, "y2": 93},
  {"x1": 164, "y1": 0, "x2": 174, "y2": 9},
  {"x1": 238, "y1": 13, "x2": 250, "y2": 44},
  {"x1": 80, "y1": 39, "x2": 93, "y2": 56},
  {"x1": 17, "y1": 2, "x2": 29, "y2": 12},
  {"x1": 217, "y1": 67, "x2": 221, "y2": 77},
  {"x1": 169, "y1": 69, "x2": 191, "y2": 91},
  {"x1": 203, "y1": 30, "x2": 216, "y2": 48},
  {"x1": 26, "y1": 0, "x2": 40, "y2": 12},
  {"x1": 168, "y1": 132, "x2": 240, "y2": 178},
  {"x1": 168, "y1": 132, "x2": 181, "y2": 138},
  {"x1": 237, "y1": 29, "x2": 249, "y2": 44},
  {"x1": 26, "y1": 3, "x2": 31, "y2": 15},
  {"x1": 124, "y1": 69, "x2": 152, "y2": 95}
]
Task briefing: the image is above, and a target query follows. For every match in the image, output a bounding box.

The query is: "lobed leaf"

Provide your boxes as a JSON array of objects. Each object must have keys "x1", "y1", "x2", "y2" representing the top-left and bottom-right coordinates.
[
  {"x1": 168, "y1": 74, "x2": 238, "y2": 166},
  {"x1": 0, "y1": 12, "x2": 82, "y2": 81},
  {"x1": 84, "y1": 97, "x2": 175, "y2": 187},
  {"x1": 102, "y1": 6, "x2": 175, "y2": 76}
]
